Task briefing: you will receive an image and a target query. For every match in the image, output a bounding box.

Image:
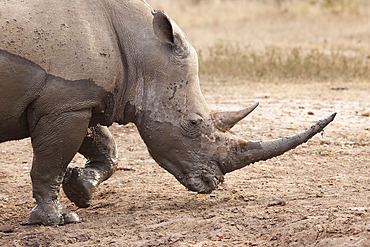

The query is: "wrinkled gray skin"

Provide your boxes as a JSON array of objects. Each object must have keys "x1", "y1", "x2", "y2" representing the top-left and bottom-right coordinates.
[{"x1": 0, "y1": 0, "x2": 336, "y2": 225}]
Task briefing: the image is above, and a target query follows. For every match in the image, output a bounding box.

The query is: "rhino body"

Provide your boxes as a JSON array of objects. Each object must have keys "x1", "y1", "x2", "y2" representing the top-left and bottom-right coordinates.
[{"x1": 0, "y1": 0, "x2": 336, "y2": 225}]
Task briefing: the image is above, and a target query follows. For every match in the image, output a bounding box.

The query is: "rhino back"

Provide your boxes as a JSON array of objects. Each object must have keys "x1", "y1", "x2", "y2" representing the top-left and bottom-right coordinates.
[{"x1": 0, "y1": 0, "x2": 123, "y2": 93}]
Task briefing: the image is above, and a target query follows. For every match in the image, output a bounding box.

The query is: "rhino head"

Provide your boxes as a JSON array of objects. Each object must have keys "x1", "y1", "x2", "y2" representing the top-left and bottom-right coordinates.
[{"x1": 132, "y1": 11, "x2": 335, "y2": 194}]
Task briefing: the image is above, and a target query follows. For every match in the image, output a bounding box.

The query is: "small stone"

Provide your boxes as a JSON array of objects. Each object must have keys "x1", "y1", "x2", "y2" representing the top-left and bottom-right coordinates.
[
  {"x1": 267, "y1": 200, "x2": 287, "y2": 207},
  {"x1": 361, "y1": 110, "x2": 370, "y2": 117},
  {"x1": 0, "y1": 225, "x2": 15, "y2": 233}
]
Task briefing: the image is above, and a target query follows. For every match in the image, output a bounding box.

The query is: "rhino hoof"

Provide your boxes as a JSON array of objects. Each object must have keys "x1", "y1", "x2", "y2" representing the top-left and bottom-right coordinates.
[
  {"x1": 26, "y1": 203, "x2": 80, "y2": 226},
  {"x1": 62, "y1": 167, "x2": 97, "y2": 208}
]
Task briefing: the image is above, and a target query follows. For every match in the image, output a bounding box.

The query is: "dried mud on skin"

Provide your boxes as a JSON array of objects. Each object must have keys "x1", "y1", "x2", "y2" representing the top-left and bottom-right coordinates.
[{"x1": 0, "y1": 83, "x2": 369, "y2": 246}]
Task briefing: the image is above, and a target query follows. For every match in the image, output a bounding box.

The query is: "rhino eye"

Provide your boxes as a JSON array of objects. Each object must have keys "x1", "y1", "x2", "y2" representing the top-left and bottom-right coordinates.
[
  {"x1": 190, "y1": 120, "x2": 197, "y2": 126},
  {"x1": 181, "y1": 121, "x2": 200, "y2": 137},
  {"x1": 188, "y1": 114, "x2": 203, "y2": 126},
  {"x1": 180, "y1": 114, "x2": 203, "y2": 137}
]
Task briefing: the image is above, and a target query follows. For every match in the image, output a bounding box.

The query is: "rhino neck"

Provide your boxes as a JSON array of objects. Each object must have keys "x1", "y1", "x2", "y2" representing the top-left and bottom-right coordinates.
[{"x1": 105, "y1": 0, "x2": 163, "y2": 125}]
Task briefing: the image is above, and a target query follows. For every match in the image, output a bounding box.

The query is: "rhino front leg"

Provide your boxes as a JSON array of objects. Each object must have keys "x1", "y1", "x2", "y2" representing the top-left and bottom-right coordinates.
[
  {"x1": 28, "y1": 110, "x2": 91, "y2": 225},
  {"x1": 62, "y1": 125, "x2": 118, "y2": 208}
]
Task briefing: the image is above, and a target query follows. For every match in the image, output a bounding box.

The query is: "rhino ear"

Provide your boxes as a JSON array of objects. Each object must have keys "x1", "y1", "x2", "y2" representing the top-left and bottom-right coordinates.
[
  {"x1": 152, "y1": 11, "x2": 189, "y2": 57},
  {"x1": 152, "y1": 11, "x2": 175, "y2": 45}
]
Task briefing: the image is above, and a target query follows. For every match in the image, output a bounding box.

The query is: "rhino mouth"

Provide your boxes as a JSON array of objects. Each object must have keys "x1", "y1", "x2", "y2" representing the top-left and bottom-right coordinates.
[
  {"x1": 153, "y1": 154, "x2": 225, "y2": 193},
  {"x1": 178, "y1": 173, "x2": 224, "y2": 194}
]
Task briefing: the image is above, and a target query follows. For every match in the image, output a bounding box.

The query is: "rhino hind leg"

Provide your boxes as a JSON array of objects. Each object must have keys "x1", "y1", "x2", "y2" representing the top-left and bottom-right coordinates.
[
  {"x1": 63, "y1": 125, "x2": 118, "y2": 208},
  {"x1": 28, "y1": 109, "x2": 92, "y2": 225}
]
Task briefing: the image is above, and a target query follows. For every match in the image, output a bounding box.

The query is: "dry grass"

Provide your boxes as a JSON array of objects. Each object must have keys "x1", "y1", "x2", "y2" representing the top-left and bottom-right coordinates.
[
  {"x1": 199, "y1": 44, "x2": 369, "y2": 82},
  {"x1": 147, "y1": 0, "x2": 370, "y2": 82}
]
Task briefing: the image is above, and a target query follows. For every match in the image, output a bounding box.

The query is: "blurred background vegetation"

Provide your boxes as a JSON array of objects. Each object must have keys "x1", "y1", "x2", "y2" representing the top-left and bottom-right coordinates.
[{"x1": 147, "y1": 0, "x2": 369, "y2": 83}]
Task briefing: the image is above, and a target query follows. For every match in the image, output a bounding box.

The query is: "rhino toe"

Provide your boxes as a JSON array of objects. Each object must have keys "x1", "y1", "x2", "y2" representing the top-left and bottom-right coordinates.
[{"x1": 61, "y1": 210, "x2": 81, "y2": 224}]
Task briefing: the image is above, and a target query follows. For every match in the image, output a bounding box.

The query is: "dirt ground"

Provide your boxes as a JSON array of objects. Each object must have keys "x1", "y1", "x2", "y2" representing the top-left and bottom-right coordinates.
[{"x1": 0, "y1": 81, "x2": 369, "y2": 246}]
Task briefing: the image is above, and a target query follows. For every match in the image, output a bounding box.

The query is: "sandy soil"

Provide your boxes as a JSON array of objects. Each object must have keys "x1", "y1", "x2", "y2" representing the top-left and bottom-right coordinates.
[{"x1": 0, "y1": 81, "x2": 369, "y2": 246}]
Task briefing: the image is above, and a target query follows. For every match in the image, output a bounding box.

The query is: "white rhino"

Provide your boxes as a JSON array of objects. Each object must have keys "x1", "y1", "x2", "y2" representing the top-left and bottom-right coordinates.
[{"x1": 0, "y1": 0, "x2": 336, "y2": 225}]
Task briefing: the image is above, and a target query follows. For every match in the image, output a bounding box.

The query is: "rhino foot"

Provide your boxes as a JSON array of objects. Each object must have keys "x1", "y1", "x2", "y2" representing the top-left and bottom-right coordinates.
[
  {"x1": 62, "y1": 167, "x2": 99, "y2": 208},
  {"x1": 25, "y1": 200, "x2": 80, "y2": 226}
]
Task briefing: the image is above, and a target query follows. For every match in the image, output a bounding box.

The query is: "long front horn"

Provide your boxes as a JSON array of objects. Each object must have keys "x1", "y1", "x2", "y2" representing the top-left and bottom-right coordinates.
[
  {"x1": 220, "y1": 113, "x2": 336, "y2": 173},
  {"x1": 213, "y1": 102, "x2": 259, "y2": 132}
]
